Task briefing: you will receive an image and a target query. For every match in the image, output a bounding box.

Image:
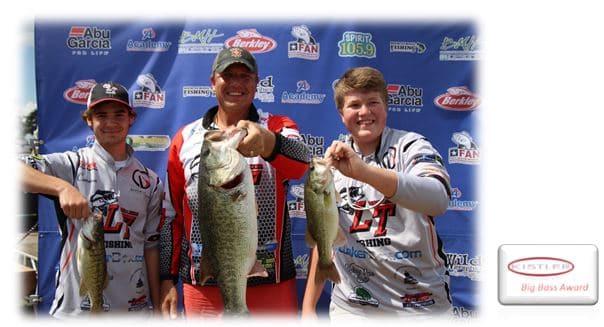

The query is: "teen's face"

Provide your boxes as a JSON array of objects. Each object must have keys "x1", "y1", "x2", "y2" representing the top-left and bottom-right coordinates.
[
  {"x1": 86, "y1": 102, "x2": 134, "y2": 148},
  {"x1": 211, "y1": 64, "x2": 258, "y2": 112},
  {"x1": 339, "y1": 90, "x2": 387, "y2": 148}
]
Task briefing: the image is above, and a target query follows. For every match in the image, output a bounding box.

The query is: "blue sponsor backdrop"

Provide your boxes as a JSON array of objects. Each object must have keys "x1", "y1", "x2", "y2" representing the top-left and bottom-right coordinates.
[{"x1": 34, "y1": 20, "x2": 480, "y2": 317}]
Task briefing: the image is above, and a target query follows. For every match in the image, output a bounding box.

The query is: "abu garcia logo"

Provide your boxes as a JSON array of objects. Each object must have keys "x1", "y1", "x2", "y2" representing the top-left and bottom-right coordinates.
[{"x1": 67, "y1": 26, "x2": 111, "y2": 51}]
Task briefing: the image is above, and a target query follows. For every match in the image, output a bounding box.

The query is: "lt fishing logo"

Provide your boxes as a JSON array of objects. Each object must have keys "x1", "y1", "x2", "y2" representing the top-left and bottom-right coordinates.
[
  {"x1": 448, "y1": 131, "x2": 479, "y2": 165},
  {"x1": 132, "y1": 74, "x2": 165, "y2": 109},
  {"x1": 66, "y1": 26, "x2": 111, "y2": 56},
  {"x1": 387, "y1": 84, "x2": 423, "y2": 113},
  {"x1": 288, "y1": 25, "x2": 320, "y2": 60},
  {"x1": 126, "y1": 27, "x2": 172, "y2": 52},
  {"x1": 338, "y1": 31, "x2": 376, "y2": 58}
]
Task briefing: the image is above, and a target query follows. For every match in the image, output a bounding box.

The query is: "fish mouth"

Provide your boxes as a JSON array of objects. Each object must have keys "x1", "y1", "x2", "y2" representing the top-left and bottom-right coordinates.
[{"x1": 219, "y1": 172, "x2": 244, "y2": 190}]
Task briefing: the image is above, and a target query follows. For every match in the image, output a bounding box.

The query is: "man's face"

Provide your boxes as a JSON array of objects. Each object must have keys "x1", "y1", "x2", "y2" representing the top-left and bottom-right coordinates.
[
  {"x1": 211, "y1": 63, "x2": 258, "y2": 113},
  {"x1": 86, "y1": 102, "x2": 134, "y2": 149},
  {"x1": 339, "y1": 90, "x2": 387, "y2": 148}
]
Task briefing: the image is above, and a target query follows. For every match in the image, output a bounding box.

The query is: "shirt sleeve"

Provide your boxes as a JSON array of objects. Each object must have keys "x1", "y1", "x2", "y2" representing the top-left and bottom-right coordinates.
[
  {"x1": 23, "y1": 151, "x2": 81, "y2": 185},
  {"x1": 264, "y1": 115, "x2": 311, "y2": 180},
  {"x1": 389, "y1": 135, "x2": 451, "y2": 217}
]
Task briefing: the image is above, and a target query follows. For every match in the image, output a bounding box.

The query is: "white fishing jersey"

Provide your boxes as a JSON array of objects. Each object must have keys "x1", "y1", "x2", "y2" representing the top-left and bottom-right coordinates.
[
  {"x1": 331, "y1": 126, "x2": 453, "y2": 316},
  {"x1": 26, "y1": 142, "x2": 162, "y2": 317}
]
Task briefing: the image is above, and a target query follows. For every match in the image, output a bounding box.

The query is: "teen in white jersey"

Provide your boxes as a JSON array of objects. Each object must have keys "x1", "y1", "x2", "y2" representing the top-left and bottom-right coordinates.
[
  {"x1": 302, "y1": 67, "x2": 452, "y2": 318},
  {"x1": 21, "y1": 82, "x2": 162, "y2": 317}
]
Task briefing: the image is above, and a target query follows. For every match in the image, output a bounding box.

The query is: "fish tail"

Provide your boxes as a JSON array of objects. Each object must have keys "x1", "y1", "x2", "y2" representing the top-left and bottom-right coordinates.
[{"x1": 315, "y1": 262, "x2": 341, "y2": 285}]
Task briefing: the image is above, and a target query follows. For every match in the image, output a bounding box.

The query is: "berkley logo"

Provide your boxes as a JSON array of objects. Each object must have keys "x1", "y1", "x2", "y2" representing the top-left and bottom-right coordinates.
[
  {"x1": 434, "y1": 86, "x2": 480, "y2": 111},
  {"x1": 64, "y1": 79, "x2": 96, "y2": 104},
  {"x1": 225, "y1": 29, "x2": 277, "y2": 53},
  {"x1": 507, "y1": 257, "x2": 575, "y2": 277}
]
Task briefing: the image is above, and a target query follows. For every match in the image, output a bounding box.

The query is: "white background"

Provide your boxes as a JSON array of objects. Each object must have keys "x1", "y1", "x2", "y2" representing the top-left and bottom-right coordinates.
[{"x1": 2, "y1": 1, "x2": 603, "y2": 325}]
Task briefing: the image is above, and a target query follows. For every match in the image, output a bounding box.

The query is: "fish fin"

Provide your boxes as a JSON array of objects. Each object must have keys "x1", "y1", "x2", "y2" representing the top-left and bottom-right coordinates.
[
  {"x1": 247, "y1": 260, "x2": 268, "y2": 278},
  {"x1": 334, "y1": 228, "x2": 347, "y2": 246},
  {"x1": 305, "y1": 230, "x2": 317, "y2": 248},
  {"x1": 315, "y1": 262, "x2": 341, "y2": 285}
]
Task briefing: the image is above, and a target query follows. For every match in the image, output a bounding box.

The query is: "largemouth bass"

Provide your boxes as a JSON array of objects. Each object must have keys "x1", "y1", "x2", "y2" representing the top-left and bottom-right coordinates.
[
  {"x1": 197, "y1": 129, "x2": 267, "y2": 315},
  {"x1": 77, "y1": 210, "x2": 108, "y2": 313},
  {"x1": 304, "y1": 157, "x2": 344, "y2": 285}
]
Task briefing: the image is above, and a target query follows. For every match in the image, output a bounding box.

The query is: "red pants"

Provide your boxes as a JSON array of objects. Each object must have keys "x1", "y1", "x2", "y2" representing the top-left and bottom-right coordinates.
[{"x1": 183, "y1": 278, "x2": 298, "y2": 318}]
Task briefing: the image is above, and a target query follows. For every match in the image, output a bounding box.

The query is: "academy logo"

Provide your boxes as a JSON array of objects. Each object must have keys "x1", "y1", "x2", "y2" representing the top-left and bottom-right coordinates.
[
  {"x1": 281, "y1": 80, "x2": 326, "y2": 104},
  {"x1": 132, "y1": 74, "x2": 165, "y2": 109},
  {"x1": 225, "y1": 29, "x2": 277, "y2": 53},
  {"x1": 448, "y1": 187, "x2": 478, "y2": 211},
  {"x1": 178, "y1": 28, "x2": 224, "y2": 54},
  {"x1": 288, "y1": 25, "x2": 320, "y2": 60},
  {"x1": 448, "y1": 131, "x2": 479, "y2": 165},
  {"x1": 63, "y1": 79, "x2": 96, "y2": 105},
  {"x1": 434, "y1": 86, "x2": 480, "y2": 111},
  {"x1": 126, "y1": 27, "x2": 172, "y2": 52}
]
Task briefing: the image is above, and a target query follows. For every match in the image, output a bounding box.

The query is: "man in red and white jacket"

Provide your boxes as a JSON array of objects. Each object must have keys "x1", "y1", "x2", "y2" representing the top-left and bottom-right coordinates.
[{"x1": 159, "y1": 46, "x2": 310, "y2": 318}]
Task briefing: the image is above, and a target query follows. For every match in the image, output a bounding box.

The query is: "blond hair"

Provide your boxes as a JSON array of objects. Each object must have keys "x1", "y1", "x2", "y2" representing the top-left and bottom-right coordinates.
[{"x1": 333, "y1": 66, "x2": 388, "y2": 112}]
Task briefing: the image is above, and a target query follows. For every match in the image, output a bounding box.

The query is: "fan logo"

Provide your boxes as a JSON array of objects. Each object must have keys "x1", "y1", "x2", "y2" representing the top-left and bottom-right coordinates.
[{"x1": 507, "y1": 257, "x2": 575, "y2": 277}]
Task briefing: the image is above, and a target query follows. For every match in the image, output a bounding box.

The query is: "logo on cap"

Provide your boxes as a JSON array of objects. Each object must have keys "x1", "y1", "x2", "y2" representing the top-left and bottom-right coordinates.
[
  {"x1": 229, "y1": 47, "x2": 243, "y2": 58},
  {"x1": 102, "y1": 83, "x2": 118, "y2": 96}
]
